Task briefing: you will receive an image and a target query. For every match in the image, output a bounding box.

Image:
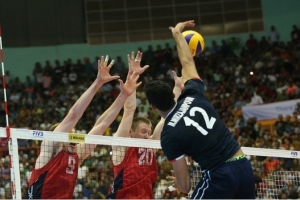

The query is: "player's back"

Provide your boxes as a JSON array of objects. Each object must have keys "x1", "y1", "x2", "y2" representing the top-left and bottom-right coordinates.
[
  {"x1": 109, "y1": 147, "x2": 158, "y2": 199},
  {"x1": 162, "y1": 79, "x2": 240, "y2": 171},
  {"x1": 27, "y1": 149, "x2": 79, "y2": 199}
]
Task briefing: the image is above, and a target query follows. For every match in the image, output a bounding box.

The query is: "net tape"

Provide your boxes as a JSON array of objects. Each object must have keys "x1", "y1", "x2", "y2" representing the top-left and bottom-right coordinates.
[{"x1": 0, "y1": 127, "x2": 299, "y2": 159}]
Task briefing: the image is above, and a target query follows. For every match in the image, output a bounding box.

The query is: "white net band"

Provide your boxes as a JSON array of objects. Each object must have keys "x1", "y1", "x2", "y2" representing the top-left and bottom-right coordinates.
[{"x1": 1, "y1": 127, "x2": 299, "y2": 159}]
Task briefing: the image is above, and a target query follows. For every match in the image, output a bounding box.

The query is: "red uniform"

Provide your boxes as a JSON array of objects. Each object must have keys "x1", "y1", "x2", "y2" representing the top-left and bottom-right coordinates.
[
  {"x1": 27, "y1": 149, "x2": 79, "y2": 199},
  {"x1": 107, "y1": 147, "x2": 158, "y2": 199}
]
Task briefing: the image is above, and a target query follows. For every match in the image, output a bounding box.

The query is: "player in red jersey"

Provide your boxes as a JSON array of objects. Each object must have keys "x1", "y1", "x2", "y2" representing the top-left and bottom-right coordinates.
[
  {"x1": 27, "y1": 55, "x2": 143, "y2": 199},
  {"x1": 107, "y1": 52, "x2": 183, "y2": 199}
]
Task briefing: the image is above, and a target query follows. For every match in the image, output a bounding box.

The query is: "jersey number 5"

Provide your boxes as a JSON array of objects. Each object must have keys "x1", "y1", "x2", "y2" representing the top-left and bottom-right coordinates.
[{"x1": 183, "y1": 107, "x2": 216, "y2": 135}]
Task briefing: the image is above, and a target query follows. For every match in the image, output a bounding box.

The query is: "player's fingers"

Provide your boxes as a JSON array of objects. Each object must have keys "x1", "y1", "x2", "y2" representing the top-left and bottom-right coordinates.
[
  {"x1": 172, "y1": 70, "x2": 177, "y2": 78},
  {"x1": 136, "y1": 51, "x2": 142, "y2": 61},
  {"x1": 136, "y1": 81, "x2": 142, "y2": 88},
  {"x1": 132, "y1": 74, "x2": 140, "y2": 83},
  {"x1": 118, "y1": 79, "x2": 124, "y2": 86},
  {"x1": 127, "y1": 54, "x2": 131, "y2": 63},
  {"x1": 131, "y1": 51, "x2": 135, "y2": 61},
  {"x1": 111, "y1": 75, "x2": 120, "y2": 80},
  {"x1": 108, "y1": 59, "x2": 115, "y2": 68},
  {"x1": 105, "y1": 55, "x2": 109, "y2": 63},
  {"x1": 142, "y1": 65, "x2": 150, "y2": 71},
  {"x1": 166, "y1": 175, "x2": 174, "y2": 180},
  {"x1": 126, "y1": 69, "x2": 133, "y2": 80},
  {"x1": 100, "y1": 56, "x2": 105, "y2": 63}
]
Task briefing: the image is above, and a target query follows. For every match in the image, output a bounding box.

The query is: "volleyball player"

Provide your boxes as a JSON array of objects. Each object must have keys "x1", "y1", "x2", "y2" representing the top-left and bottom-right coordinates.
[
  {"x1": 106, "y1": 52, "x2": 165, "y2": 199},
  {"x1": 27, "y1": 55, "x2": 142, "y2": 199},
  {"x1": 144, "y1": 20, "x2": 255, "y2": 199}
]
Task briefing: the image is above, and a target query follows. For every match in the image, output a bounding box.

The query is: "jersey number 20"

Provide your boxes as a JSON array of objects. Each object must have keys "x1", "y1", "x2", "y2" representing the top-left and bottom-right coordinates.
[
  {"x1": 138, "y1": 148, "x2": 153, "y2": 165},
  {"x1": 183, "y1": 107, "x2": 216, "y2": 135}
]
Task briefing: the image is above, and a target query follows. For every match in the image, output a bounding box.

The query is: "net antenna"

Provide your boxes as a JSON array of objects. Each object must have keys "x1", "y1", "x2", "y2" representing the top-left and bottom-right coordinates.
[{"x1": 0, "y1": 24, "x2": 22, "y2": 199}]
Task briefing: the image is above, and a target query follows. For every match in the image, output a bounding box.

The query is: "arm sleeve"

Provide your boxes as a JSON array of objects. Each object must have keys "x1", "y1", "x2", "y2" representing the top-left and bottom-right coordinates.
[{"x1": 181, "y1": 79, "x2": 205, "y2": 97}]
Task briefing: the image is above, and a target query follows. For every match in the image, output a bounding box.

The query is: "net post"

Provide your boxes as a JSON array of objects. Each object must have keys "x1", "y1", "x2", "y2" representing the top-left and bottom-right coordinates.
[
  {"x1": 10, "y1": 130, "x2": 22, "y2": 199},
  {"x1": 0, "y1": 24, "x2": 19, "y2": 200}
]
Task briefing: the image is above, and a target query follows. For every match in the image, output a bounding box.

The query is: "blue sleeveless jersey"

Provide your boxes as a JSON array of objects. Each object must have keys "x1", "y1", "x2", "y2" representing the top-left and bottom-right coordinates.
[{"x1": 161, "y1": 79, "x2": 240, "y2": 171}]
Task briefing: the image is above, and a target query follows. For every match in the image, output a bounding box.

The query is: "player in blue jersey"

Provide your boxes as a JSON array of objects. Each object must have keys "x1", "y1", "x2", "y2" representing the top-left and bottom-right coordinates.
[{"x1": 144, "y1": 20, "x2": 255, "y2": 199}]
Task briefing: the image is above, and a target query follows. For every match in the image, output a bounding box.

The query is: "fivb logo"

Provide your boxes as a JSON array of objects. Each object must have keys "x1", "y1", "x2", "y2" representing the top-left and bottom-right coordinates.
[{"x1": 291, "y1": 151, "x2": 298, "y2": 157}]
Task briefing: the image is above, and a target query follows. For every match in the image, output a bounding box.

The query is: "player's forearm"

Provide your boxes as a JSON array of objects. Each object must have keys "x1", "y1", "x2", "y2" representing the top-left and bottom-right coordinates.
[
  {"x1": 123, "y1": 90, "x2": 136, "y2": 111},
  {"x1": 68, "y1": 81, "x2": 102, "y2": 120},
  {"x1": 150, "y1": 117, "x2": 165, "y2": 140},
  {"x1": 172, "y1": 30, "x2": 199, "y2": 82},
  {"x1": 113, "y1": 109, "x2": 135, "y2": 137}
]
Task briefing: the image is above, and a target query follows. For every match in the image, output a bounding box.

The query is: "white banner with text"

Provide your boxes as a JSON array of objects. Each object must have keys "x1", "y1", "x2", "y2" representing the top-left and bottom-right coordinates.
[{"x1": 242, "y1": 99, "x2": 300, "y2": 121}]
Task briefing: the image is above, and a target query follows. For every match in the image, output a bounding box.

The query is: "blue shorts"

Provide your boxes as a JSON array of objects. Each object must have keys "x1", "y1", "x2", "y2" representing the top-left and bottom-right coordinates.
[{"x1": 191, "y1": 157, "x2": 255, "y2": 199}]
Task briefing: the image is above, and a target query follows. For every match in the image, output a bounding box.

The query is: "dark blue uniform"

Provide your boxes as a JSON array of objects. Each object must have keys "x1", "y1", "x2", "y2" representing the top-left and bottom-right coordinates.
[{"x1": 161, "y1": 79, "x2": 255, "y2": 199}]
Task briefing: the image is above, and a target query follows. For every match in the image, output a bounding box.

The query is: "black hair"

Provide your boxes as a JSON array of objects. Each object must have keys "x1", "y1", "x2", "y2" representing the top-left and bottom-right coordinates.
[{"x1": 144, "y1": 80, "x2": 175, "y2": 112}]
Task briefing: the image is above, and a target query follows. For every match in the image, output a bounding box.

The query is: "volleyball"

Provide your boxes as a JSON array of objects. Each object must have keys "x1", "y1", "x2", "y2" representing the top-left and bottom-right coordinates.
[{"x1": 182, "y1": 30, "x2": 205, "y2": 56}]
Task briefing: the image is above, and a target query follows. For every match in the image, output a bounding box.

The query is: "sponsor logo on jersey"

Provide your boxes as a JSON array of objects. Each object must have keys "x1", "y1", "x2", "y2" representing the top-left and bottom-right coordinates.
[
  {"x1": 68, "y1": 133, "x2": 85, "y2": 143},
  {"x1": 168, "y1": 97, "x2": 194, "y2": 127}
]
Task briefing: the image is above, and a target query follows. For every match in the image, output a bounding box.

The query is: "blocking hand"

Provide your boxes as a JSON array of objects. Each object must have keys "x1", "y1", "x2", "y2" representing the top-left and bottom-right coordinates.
[
  {"x1": 127, "y1": 51, "x2": 149, "y2": 75},
  {"x1": 169, "y1": 20, "x2": 195, "y2": 33},
  {"x1": 119, "y1": 70, "x2": 142, "y2": 97},
  {"x1": 96, "y1": 55, "x2": 120, "y2": 85}
]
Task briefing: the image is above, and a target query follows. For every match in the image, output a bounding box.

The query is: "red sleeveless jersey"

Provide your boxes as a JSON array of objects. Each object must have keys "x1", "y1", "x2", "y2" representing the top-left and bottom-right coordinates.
[
  {"x1": 27, "y1": 149, "x2": 79, "y2": 199},
  {"x1": 108, "y1": 147, "x2": 158, "y2": 199}
]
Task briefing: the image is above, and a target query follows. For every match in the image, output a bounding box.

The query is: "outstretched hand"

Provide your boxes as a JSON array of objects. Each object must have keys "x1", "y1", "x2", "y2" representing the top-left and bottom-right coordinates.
[
  {"x1": 96, "y1": 55, "x2": 120, "y2": 85},
  {"x1": 169, "y1": 20, "x2": 195, "y2": 33},
  {"x1": 127, "y1": 51, "x2": 149, "y2": 75},
  {"x1": 119, "y1": 70, "x2": 142, "y2": 97}
]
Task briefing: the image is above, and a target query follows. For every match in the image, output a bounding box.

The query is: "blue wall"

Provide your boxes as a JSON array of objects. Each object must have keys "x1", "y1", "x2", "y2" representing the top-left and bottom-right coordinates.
[{"x1": 3, "y1": 0, "x2": 300, "y2": 81}]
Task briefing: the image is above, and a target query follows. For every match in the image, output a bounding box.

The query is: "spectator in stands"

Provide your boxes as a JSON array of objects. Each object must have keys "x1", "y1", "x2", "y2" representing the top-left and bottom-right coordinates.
[
  {"x1": 290, "y1": 25, "x2": 300, "y2": 45},
  {"x1": 263, "y1": 157, "x2": 281, "y2": 175},
  {"x1": 286, "y1": 81, "x2": 299, "y2": 99},
  {"x1": 268, "y1": 25, "x2": 280, "y2": 46},
  {"x1": 0, "y1": 161, "x2": 10, "y2": 187},
  {"x1": 248, "y1": 91, "x2": 264, "y2": 105},
  {"x1": 32, "y1": 62, "x2": 44, "y2": 87},
  {"x1": 246, "y1": 33, "x2": 258, "y2": 55}
]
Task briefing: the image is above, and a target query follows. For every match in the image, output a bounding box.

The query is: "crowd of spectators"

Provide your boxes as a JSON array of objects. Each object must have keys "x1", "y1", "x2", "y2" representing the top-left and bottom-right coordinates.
[{"x1": 0, "y1": 24, "x2": 300, "y2": 199}]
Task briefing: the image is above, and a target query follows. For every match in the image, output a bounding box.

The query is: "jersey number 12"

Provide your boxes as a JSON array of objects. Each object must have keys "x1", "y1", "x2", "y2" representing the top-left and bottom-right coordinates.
[{"x1": 183, "y1": 107, "x2": 216, "y2": 135}]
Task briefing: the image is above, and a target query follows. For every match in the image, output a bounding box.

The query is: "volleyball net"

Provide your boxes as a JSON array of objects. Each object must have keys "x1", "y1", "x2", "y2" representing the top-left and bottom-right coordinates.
[{"x1": 1, "y1": 128, "x2": 300, "y2": 199}]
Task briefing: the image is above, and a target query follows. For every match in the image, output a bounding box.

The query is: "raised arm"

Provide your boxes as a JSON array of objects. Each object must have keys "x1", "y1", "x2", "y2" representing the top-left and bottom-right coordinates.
[
  {"x1": 35, "y1": 56, "x2": 118, "y2": 169},
  {"x1": 112, "y1": 50, "x2": 149, "y2": 138},
  {"x1": 113, "y1": 90, "x2": 137, "y2": 138},
  {"x1": 169, "y1": 20, "x2": 201, "y2": 82},
  {"x1": 54, "y1": 56, "x2": 119, "y2": 133},
  {"x1": 77, "y1": 70, "x2": 142, "y2": 162},
  {"x1": 149, "y1": 117, "x2": 165, "y2": 140}
]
